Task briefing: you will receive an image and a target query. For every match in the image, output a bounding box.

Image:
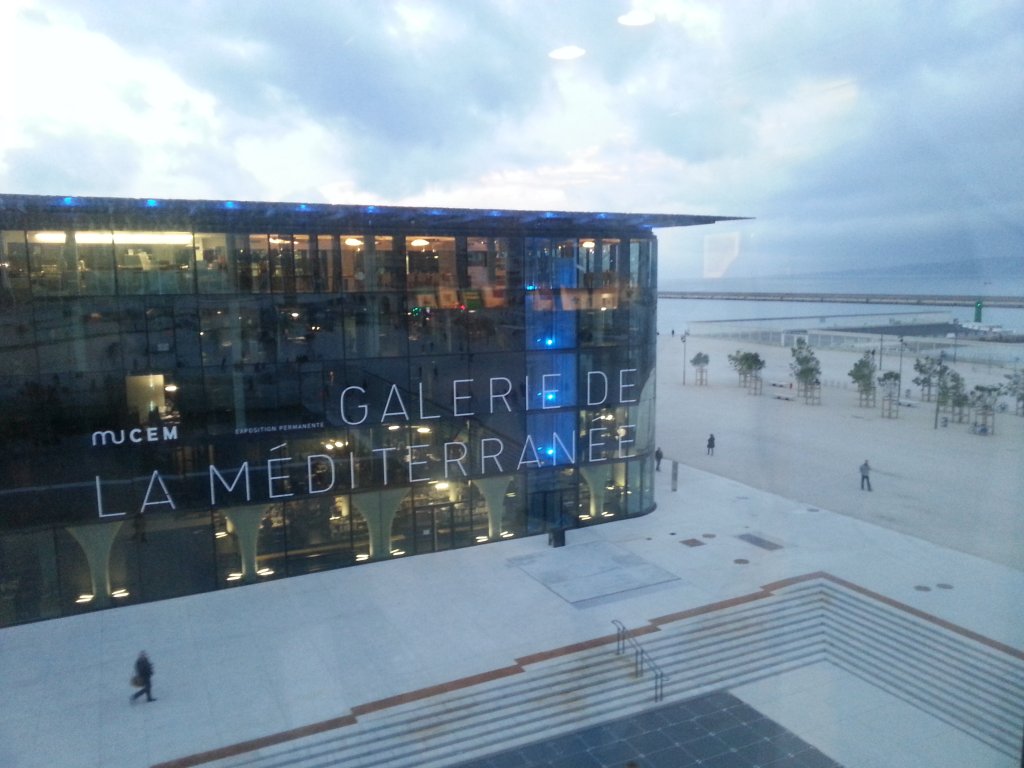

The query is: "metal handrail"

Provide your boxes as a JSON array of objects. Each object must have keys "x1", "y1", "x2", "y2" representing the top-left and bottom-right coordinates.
[{"x1": 612, "y1": 620, "x2": 667, "y2": 702}]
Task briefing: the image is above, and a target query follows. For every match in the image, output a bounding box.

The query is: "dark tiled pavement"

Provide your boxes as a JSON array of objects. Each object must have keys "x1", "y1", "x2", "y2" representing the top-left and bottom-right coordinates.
[{"x1": 451, "y1": 691, "x2": 843, "y2": 768}]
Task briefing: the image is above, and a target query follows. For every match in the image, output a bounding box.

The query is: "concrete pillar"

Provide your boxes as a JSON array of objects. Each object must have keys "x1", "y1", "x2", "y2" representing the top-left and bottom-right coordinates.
[
  {"x1": 579, "y1": 466, "x2": 607, "y2": 519},
  {"x1": 224, "y1": 506, "x2": 265, "y2": 582},
  {"x1": 474, "y1": 476, "x2": 514, "y2": 539},
  {"x1": 351, "y1": 488, "x2": 410, "y2": 559},
  {"x1": 65, "y1": 520, "x2": 125, "y2": 607}
]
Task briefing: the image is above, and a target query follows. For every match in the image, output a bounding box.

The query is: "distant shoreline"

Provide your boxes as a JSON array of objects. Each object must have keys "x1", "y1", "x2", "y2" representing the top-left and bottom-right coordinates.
[{"x1": 658, "y1": 291, "x2": 1024, "y2": 309}]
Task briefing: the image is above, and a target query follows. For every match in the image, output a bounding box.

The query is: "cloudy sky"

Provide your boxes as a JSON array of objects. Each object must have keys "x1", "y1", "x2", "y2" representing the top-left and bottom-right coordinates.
[{"x1": 1, "y1": 0, "x2": 1021, "y2": 284}]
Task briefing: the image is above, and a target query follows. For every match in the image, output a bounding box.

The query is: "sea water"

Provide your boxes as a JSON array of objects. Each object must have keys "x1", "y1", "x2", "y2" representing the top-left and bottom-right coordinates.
[{"x1": 658, "y1": 275, "x2": 1024, "y2": 333}]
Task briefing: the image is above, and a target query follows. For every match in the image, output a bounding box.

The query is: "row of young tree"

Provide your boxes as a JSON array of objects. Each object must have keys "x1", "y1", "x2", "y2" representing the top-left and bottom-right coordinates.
[
  {"x1": 725, "y1": 339, "x2": 822, "y2": 403},
  {"x1": 847, "y1": 352, "x2": 1023, "y2": 426},
  {"x1": 721, "y1": 340, "x2": 1024, "y2": 419}
]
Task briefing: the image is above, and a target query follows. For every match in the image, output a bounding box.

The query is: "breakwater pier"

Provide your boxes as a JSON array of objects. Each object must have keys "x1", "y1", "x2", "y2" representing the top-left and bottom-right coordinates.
[{"x1": 658, "y1": 291, "x2": 1024, "y2": 309}]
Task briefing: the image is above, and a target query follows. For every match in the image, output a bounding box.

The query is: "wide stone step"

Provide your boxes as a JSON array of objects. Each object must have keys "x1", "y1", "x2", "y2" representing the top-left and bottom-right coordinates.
[
  {"x1": 205, "y1": 596, "x2": 829, "y2": 768},
  {"x1": 825, "y1": 616, "x2": 1023, "y2": 755},
  {"x1": 315, "y1": 592, "x2": 823, "y2": 737},
  {"x1": 823, "y1": 591, "x2": 1024, "y2": 714},
  {"x1": 817, "y1": 582, "x2": 1024, "y2": 693},
  {"x1": 196, "y1": 576, "x2": 1024, "y2": 768},
  {"x1": 330, "y1": 640, "x2": 827, "y2": 768}
]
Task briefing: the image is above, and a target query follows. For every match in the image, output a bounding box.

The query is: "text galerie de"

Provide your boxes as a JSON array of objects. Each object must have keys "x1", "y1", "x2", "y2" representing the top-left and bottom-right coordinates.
[{"x1": 94, "y1": 368, "x2": 643, "y2": 516}]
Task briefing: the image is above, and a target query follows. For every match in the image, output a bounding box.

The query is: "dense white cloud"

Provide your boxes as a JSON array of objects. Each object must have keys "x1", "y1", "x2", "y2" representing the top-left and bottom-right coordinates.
[{"x1": 0, "y1": 0, "x2": 1021, "y2": 283}]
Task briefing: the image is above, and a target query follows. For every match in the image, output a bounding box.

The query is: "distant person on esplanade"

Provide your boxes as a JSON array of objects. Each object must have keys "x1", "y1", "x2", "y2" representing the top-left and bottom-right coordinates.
[
  {"x1": 654, "y1": 447, "x2": 663, "y2": 470},
  {"x1": 131, "y1": 651, "x2": 155, "y2": 703},
  {"x1": 706, "y1": 434, "x2": 715, "y2": 456},
  {"x1": 860, "y1": 460, "x2": 872, "y2": 491}
]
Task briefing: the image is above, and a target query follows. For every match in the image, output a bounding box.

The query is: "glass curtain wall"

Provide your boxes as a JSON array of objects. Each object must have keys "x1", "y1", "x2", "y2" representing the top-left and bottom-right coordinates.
[{"x1": 0, "y1": 217, "x2": 658, "y2": 626}]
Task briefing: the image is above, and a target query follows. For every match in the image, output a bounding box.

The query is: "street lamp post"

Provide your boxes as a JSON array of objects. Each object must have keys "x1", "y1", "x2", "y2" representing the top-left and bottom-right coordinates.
[
  {"x1": 898, "y1": 336, "x2": 905, "y2": 402},
  {"x1": 682, "y1": 331, "x2": 689, "y2": 385},
  {"x1": 934, "y1": 351, "x2": 946, "y2": 429}
]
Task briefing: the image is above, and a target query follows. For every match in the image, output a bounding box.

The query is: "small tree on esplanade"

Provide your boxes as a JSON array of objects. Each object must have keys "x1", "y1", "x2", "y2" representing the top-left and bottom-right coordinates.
[
  {"x1": 849, "y1": 352, "x2": 877, "y2": 407},
  {"x1": 790, "y1": 338, "x2": 821, "y2": 404},
  {"x1": 690, "y1": 352, "x2": 709, "y2": 386}
]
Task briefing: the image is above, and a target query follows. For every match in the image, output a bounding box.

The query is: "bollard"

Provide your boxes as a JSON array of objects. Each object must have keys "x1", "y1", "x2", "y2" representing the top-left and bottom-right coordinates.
[{"x1": 671, "y1": 461, "x2": 679, "y2": 492}]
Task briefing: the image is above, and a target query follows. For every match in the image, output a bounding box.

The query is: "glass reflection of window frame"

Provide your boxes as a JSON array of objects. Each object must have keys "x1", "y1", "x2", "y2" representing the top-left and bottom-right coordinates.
[
  {"x1": 466, "y1": 236, "x2": 509, "y2": 308},
  {"x1": 248, "y1": 234, "x2": 270, "y2": 294},
  {"x1": 195, "y1": 233, "x2": 231, "y2": 293},
  {"x1": 267, "y1": 234, "x2": 294, "y2": 294},
  {"x1": 406, "y1": 236, "x2": 456, "y2": 305},
  {"x1": 341, "y1": 235, "x2": 366, "y2": 292},
  {"x1": 26, "y1": 229, "x2": 116, "y2": 297},
  {"x1": 106, "y1": 230, "x2": 195, "y2": 296},
  {"x1": 0, "y1": 229, "x2": 30, "y2": 304}
]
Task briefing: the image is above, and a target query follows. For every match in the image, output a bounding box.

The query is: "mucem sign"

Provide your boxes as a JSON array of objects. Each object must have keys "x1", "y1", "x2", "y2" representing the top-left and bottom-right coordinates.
[{"x1": 0, "y1": 194, "x2": 739, "y2": 624}]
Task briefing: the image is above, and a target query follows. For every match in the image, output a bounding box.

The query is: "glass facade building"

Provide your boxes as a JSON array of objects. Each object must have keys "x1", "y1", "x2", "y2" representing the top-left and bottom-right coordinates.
[{"x1": 0, "y1": 194, "x2": 735, "y2": 625}]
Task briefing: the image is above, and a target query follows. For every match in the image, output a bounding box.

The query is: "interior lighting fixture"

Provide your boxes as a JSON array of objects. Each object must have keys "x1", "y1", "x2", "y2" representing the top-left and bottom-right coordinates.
[
  {"x1": 617, "y1": 9, "x2": 655, "y2": 26},
  {"x1": 215, "y1": 531, "x2": 228, "y2": 539},
  {"x1": 416, "y1": 426, "x2": 432, "y2": 434},
  {"x1": 549, "y1": 45, "x2": 586, "y2": 60},
  {"x1": 475, "y1": 535, "x2": 489, "y2": 543},
  {"x1": 579, "y1": 514, "x2": 593, "y2": 521},
  {"x1": 344, "y1": 238, "x2": 364, "y2": 247},
  {"x1": 435, "y1": 482, "x2": 449, "y2": 491},
  {"x1": 164, "y1": 384, "x2": 178, "y2": 392},
  {"x1": 356, "y1": 554, "x2": 370, "y2": 561},
  {"x1": 226, "y1": 572, "x2": 243, "y2": 581},
  {"x1": 387, "y1": 425, "x2": 401, "y2": 431},
  {"x1": 31, "y1": 232, "x2": 69, "y2": 244},
  {"x1": 32, "y1": 231, "x2": 194, "y2": 246},
  {"x1": 500, "y1": 531, "x2": 515, "y2": 539},
  {"x1": 256, "y1": 567, "x2": 274, "y2": 577},
  {"x1": 410, "y1": 238, "x2": 430, "y2": 248},
  {"x1": 391, "y1": 549, "x2": 406, "y2": 557},
  {"x1": 75, "y1": 594, "x2": 95, "y2": 604},
  {"x1": 581, "y1": 240, "x2": 596, "y2": 249},
  {"x1": 111, "y1": 589, "x2": 130, "y2": 598}
]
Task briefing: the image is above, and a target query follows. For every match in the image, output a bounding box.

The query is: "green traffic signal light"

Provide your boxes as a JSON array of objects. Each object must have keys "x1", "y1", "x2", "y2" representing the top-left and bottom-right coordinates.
[{"x1": 974, "y1": 299, "x2": 983, "y2": 322}]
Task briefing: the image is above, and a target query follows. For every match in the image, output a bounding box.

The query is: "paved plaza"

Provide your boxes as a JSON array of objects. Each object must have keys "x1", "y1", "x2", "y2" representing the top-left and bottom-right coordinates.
[{"x1": 1, "y1": 332, "x2": 1021, "y2": 768}]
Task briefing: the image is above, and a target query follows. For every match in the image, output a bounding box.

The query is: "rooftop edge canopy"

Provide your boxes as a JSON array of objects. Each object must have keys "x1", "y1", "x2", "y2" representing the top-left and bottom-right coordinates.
[{"x1": 0, "y1": 194, "x2": 748, "y2": 237}]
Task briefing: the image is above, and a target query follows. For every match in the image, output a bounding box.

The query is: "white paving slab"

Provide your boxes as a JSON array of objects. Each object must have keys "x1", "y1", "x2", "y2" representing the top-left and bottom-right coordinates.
[{"x1": 1, "y1": 331, "x2": 1021, "y2": 767}]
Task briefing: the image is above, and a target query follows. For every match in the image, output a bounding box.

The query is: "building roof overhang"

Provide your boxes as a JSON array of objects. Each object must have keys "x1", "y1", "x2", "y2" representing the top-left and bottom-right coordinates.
[{"x1": 0, "y1": 194, "x2": 749, "y2": 237}]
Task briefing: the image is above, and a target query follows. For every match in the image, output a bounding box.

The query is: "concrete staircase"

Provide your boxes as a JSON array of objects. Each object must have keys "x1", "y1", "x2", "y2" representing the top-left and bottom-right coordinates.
[{"x1": 190, "y1": 574, "x2": 1024, "y2": 768}]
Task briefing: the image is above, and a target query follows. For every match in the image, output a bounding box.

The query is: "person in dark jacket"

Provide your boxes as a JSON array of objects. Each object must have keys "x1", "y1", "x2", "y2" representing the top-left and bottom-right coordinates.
[
  {"x1": 131, "y1": 651, "x2": 155, "y2": 703},
  {"x1": 706, "y1": 434, "x2": 715, "y2": 456},
  {"x1": 860, "y1": 460, "x2": 872, "y2": 491},
  {"x1": 654, "y1": 447, "x2": 663, "y2": 470}
]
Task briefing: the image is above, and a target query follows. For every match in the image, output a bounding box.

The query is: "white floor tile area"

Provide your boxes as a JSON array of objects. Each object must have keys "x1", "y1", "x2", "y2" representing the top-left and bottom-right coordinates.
[
  {"x1": 733, "y1": 662, "x2": 1016, "y2": 768},
  {"x1": 3, "y1": 332, "x2": 1024, "y2": 768}
]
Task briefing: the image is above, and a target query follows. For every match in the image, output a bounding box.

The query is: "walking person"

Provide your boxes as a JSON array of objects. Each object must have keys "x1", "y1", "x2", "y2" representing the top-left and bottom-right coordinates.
[
  {"x1": 131, "y1": 651, "x2": 156, "y2": 703},
  {"x1": 860, "y1": 460, "x2": 872, "y2": 491},
  {"x1": 654, "y1": 446, "x2": 663, "y2": 471},
  {"x1": 706, "y1": 434, "x2": 715, "y2": 456}
]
